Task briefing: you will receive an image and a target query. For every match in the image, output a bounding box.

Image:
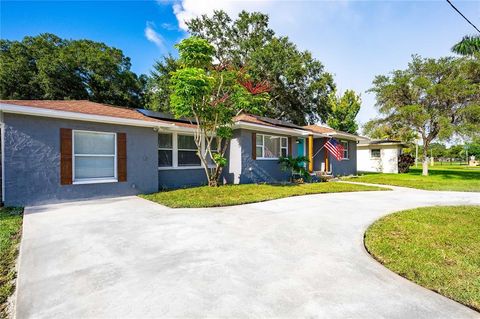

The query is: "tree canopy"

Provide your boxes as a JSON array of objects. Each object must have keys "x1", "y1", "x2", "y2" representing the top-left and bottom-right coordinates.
[
  {"x1": 367, "y1": 54, "x2": 480, "y2": 175},
  {"x1": 147, "y1": 10, "x2": 336, "y2": 125},
  {"x1": 0, "y1": 33, "x2": 146, "y2": 107},
  {"x1": 325, "y1": 89, "x2": 361, "y2": 134}
]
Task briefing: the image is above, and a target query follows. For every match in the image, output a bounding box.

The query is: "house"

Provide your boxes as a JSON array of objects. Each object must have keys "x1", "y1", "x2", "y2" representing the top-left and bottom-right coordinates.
[
  {"x1": 0, "y1": 100, "x2": 361, "y2": 206},
  {"x1": 357, "y1": 139, "x2": 405, "y2": 173}
]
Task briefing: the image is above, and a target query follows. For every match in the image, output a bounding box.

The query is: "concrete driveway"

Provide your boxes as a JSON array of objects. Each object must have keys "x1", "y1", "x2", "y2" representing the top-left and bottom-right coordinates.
[{"x1": 16, "y1": 185, "x2": 480, "y2": 318}]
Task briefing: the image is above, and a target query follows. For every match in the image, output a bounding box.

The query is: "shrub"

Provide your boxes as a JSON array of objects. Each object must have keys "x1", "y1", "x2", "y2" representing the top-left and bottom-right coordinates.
[
  {"x1": 398, "y1": 154, "x2": 415, "y2": 173},
  {"x1": 278, "y1": 156, "x2": 310, "y2": 182}
]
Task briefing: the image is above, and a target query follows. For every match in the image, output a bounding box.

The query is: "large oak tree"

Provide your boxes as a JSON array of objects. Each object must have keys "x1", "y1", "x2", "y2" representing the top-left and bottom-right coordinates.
[
  {"x1": 147, "y1": 10, "x2": 335, "y2": 125},
  {"x1": 0, "y1": 33, "x2": 146, "y2": 107},
  {"x1": 368, "y1": 55, "x2": 480, "y2": 175}
]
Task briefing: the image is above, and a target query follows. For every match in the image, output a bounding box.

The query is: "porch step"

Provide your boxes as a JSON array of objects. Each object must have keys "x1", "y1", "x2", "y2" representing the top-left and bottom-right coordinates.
[
  {"x1": 312, "y1": 171, "x2": 333, "y2": 177},
  {"x1": 310, "y1": 171, "x2": 334, "y2": 182}
]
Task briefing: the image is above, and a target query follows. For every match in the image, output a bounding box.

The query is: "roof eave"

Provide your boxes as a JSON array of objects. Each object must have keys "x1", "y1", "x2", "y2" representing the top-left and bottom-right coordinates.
[
  {"x1": 234, "y1": 121, "x2": 306, "y2": 136},
  {"x1": 325, "y1": 132, "x2": 363, "y2": 141},
  {"x1": 0, "y1": 103, "x2": 175, "y2": 129}
]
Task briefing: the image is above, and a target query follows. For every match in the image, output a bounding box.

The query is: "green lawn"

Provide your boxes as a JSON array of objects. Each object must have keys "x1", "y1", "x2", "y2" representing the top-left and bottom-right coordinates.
[
  {"x1": 346, "y1": 166, "x2": 480, "y2": 192},
  {"x1": 365, "y1": 206, "x2": 480, "y2": 311},
  {"x1": 141, "y1": 182, "x2": 387, "y2": 208},
  {"x1": 0, "y1": 207, "x2": 23, "y2": 317}
]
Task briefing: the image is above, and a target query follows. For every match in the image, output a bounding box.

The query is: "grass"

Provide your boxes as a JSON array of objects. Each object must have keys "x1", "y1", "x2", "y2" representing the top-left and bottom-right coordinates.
[
  {"x1": 141, "y1": 182, "x2": 387, "y2": 208},
  {"x1": 0, "y1": 207, "x2": 23, "y2": 318},
  {"x1": 346, "y1": 165, "x2": 480, "y2": 192},
  {"x1": 365, "y1": 206, "x2": 480, "y2": 311}
]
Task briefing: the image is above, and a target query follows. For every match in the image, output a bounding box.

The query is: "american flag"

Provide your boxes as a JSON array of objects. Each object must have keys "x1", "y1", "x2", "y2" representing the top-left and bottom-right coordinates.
[{"x1": 325, "y1": 138, "x2": 344, "y2": 161}]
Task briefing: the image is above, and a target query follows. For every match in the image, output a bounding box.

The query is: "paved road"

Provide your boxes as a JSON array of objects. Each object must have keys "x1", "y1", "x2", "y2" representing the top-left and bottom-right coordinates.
[{"x1": 17, "y1": 185, "x2": 480, "y2": 318}]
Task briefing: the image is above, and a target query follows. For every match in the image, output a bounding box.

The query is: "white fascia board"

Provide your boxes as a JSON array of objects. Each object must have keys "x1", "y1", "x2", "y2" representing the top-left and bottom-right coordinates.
[
  {"x1": 233, "y1": 121, "x2": 306, "y2": 136},
  {"x1": 326, "y1": 132, "x2": 362, "y2": 141},
  {"x1": 358, "y1": 142, "x2": 405, "y2": 147},
  {"x1": 159, "y1": 125, "x2": 197, "y2": 133},
  {"x1": 0, "y1": 103, "x2": 175, "y2": 128},
  {"x1": 298, "y1": 130, "x2": 327, "y2": 138}
]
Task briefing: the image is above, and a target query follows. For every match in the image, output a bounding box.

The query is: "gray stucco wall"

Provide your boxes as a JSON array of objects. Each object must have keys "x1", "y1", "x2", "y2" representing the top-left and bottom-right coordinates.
[
  {"x1": 227, "y1": 129, "x2": 297, "y2": 184},
  {"x1": 332, "y1": 139, "x2": 357, "y2": 176},
  {"x1": 3, "y1": 113, "x2": 158, "y2": 206},
  {"x1": 311, "y1": 137, "x2": 357, "y2": 176},
  {"x1": 158, "y1": 168, "x2": 207, "y2": 189},
  {"x1": 312, "y1": 138, "x2": 325, "y2": 171}
]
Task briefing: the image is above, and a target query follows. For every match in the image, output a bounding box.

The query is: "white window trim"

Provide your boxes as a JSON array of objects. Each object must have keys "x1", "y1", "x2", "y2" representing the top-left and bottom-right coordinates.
[
  {"x1": 177, "y1": 133, "x2": 202, "y2": 167},
  {"x1": 341, "y1": 140, "x2": 349, "y2": 160},
  {"x1": 72, "y1": 130, "x2": 118, "y2": 185},
  {"x1": 158, "y1": 132, "x2": 210, "y2": 170},
  {"x1": 256, "y1": 134, "x2": 288, "y2": 160},
  {"x1": 158, "y1": 132, "x2": 174, "y2": 168}
]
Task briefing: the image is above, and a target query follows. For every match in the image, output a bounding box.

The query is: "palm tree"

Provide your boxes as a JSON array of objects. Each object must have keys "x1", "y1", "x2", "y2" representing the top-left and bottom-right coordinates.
[{"x1": 452, "y1": 35, "x2": 480, "y2": 56}]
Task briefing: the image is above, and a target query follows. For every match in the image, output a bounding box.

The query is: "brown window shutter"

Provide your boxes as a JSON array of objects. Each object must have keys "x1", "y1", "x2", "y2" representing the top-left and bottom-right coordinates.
[
  {"x1": 251, "y1": 132, "x2": 256, "y2": 160},
  {"x1": 60, "y1": 128, "x2": 72, "y2": 185},
  {"x1": 117, "y1": 133, "x2": 127, "y2": 182},
  {"x1": 288, "y1": 137, "x2": 293, "y2": 156}
]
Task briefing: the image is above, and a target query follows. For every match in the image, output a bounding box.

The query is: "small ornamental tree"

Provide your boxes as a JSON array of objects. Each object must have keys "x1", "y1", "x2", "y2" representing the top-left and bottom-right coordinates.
[{"x1": 169, "y1": 37, "x2": 269, "y2": 186}]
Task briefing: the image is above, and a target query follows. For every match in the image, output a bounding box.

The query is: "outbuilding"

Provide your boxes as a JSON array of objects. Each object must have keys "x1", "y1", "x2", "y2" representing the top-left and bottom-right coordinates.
[{"x1": 357, "y1": 139, "x2": 405, "y2": 173}]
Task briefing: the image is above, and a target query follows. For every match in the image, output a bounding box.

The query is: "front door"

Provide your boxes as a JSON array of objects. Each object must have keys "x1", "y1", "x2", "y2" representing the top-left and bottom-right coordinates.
[{"x1": 297, "y1": 138, "x2": 305, "y2": 157}]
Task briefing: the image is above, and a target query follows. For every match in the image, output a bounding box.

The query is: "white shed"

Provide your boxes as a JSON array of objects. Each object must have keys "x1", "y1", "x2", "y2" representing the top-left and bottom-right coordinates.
[{"x1": 357, "y1": 139, "x2": 405, "y2": 173}]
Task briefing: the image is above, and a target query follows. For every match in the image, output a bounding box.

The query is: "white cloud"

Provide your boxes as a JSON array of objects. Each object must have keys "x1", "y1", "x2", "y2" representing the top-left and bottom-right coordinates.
[
  {"x1": 144, "y1": 21, "x2": 167, "y2": 52},
  {"x1": 161, "y1": 22, "x2": 177, "y2": 31},
  {"x1": 172, "y1": 0, "x2": 278, "y2": 31}
]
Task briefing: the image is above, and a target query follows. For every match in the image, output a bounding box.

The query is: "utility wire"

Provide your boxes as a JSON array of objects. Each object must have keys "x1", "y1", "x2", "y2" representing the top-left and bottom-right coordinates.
[{"x1": 445, "y1": 0, "x2": 480, "y2": 33}]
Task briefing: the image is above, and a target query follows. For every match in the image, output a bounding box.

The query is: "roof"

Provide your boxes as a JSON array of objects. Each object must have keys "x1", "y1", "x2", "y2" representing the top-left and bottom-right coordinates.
[
  {"x1": 364, "y1": 139, "x2": 403, "y2": 144},
  {"x1": 303, "y1": 124, "x2": 362, "y2": 140},
  {"x1": 0, "y1": 100, "x2": 362, "y2": 139},
  {"x1": 233, "y1": 113, "x2": 275, "y2": 127},
  {"x1": 0, "y1": 99, "x2": 164, "y2": 122},
  {"x1": 303, "y1": 124, "x2": 336, "y2": 134},
  {"x1": 0, "y1": 100, "x2": 198, "y2": 128},
  {"x1": 358, "y1": 139, "x2": 406, "y2": 146},
  {"x1": 135, "y1": 109, "x2": 196, "y2": 128}
]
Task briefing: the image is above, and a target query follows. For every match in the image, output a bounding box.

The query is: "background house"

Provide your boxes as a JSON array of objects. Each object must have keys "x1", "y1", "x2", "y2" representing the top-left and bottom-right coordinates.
[{"x1": 357, "y1": 139, "x2": 405, "y2": 173}]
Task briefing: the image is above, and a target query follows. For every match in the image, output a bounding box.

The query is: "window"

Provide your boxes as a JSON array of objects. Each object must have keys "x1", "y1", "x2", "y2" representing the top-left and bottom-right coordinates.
[
  {"x1": 73, "y1": 131, "x2": 116, "y2": 182},
  {"x1": 158, "y1": 133, "x2": 173, "y2": 167},
  {"x1": 371, "y1": 149, "x2": 381, "y2": 158},
  {"x1": 341, "y1": 141, "x2": 349, "y2": 159},
  {"x1": 157, "y1": 133, "x2": 214, "y2": 169},
  {"x1": 177, "y1": 134, "x2": 201, "y2": 166},
  {"x1": 256, "y1": 134, "x2": 288, "y2": 159}
]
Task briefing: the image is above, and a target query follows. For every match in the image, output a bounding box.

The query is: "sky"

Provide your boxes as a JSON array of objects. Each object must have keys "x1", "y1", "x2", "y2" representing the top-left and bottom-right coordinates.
[{"x1": 1, "y1": 0, "x2": 479, "y2": 127}]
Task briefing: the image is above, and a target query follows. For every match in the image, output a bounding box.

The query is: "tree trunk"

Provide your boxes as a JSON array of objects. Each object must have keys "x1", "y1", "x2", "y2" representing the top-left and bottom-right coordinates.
[
  {"x1": 422, "y1": 142, "x2": 429, "y2": 176},
  {"x1": 208, "y1": 177, "x2": 219, "y2": 187}
]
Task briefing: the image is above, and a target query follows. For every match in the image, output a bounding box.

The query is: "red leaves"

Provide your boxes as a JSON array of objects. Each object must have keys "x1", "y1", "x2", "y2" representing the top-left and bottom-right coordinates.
[
  {"x1": 210, "y1": 93, "x2": 230, "y2": 106},
  {"x1": 239, "y1": 80, "x2": 271, "y2": 95}
]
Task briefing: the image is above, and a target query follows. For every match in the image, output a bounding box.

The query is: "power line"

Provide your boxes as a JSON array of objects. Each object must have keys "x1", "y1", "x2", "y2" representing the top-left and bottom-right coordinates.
[{"x1": 445, "y1": 0, "x2": 480, "y2": 33}]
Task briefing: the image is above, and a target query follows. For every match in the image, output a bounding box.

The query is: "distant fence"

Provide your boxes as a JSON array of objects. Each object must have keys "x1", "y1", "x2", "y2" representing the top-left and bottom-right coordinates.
[{"x1": 415, "y1": 157, "x2": 470, "y2": 166}]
